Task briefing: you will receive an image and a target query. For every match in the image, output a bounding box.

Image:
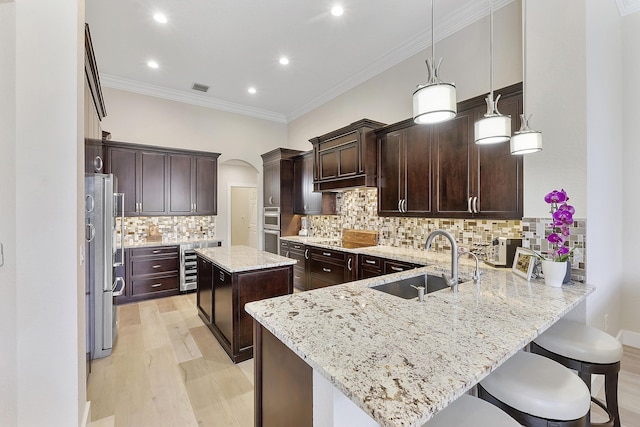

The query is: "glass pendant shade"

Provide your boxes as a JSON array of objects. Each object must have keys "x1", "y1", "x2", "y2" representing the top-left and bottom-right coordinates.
[
  {"x1": 475, "y1": 114, "x2": 511, "y2": 144},
  {"x1": 413, "y1": 82, "x2": 457, "y2": 124},
  {"x1": 510, "y1": 114, "x2": 542, "y2": 155}
]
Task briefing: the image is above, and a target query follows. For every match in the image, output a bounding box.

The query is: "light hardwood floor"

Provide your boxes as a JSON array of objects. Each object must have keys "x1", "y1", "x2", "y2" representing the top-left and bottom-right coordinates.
[{"x1": 88, "y1": 294, "x2": 640, "y2": 427}]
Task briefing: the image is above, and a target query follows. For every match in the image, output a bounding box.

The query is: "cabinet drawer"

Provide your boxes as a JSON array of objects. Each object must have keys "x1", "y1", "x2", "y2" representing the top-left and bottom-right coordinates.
[
  {"x1": 131, "y1": 256, "x2": 179, "y2": 276},
  {"x1": 310, "y1": 247, "x2": 346, "y2": 262},
  {"x1": 310, "y1": 259, "x2": 345, "y2": 285},
  {"x1": 130, "y1": 245, "x2": 179, "y2": 258},
  {"x1": 131, "y1": 274, "x2": 179, "y2": 296},
  {"x1": 383, "y1": 259, "x2": 417, "y2": 274},
  {"x1": 360, "y1": 255, "x2": 381, "y2": 268}
]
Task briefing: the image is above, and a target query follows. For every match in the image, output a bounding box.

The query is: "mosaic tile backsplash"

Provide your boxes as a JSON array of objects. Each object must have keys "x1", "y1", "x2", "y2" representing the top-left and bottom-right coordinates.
[
  {"x1": 306, "y1": 188, "x2": 587, "y2": 281},
  {"x1": 117, "y1": 216, "x2": 216, "y2": 244}
]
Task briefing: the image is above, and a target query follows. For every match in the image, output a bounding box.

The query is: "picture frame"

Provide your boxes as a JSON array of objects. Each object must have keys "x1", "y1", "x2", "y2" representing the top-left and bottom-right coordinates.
[{"x1": 512, "y1": 247, "x2": 536, "y2": 281}]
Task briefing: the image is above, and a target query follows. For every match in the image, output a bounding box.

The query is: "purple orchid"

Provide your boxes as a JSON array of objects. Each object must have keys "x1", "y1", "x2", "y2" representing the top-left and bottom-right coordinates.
[{"x1": 543, "y1": 189, "x2": 576, "y2": 262}]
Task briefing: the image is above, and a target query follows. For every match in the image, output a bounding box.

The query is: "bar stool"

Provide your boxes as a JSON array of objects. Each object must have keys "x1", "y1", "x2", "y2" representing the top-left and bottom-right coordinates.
[
  {"x1": 424, "y1": 394, "x2": 520, "y2": 427},
  {"x1": 478, "y1": 351, "x2": 591, "y2": 427},
  {"x1": 531, "y1": 319, "x2": 623, "y2": 427}
]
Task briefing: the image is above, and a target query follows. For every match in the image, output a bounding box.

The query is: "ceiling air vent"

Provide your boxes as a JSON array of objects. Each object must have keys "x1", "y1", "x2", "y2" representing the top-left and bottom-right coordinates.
[{"x1": 192, "y1": 83, "x2": 210, "y2": 93}]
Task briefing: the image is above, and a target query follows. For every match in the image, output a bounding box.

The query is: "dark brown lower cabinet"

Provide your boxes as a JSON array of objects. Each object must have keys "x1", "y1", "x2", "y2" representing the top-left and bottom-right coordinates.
[
  {"x1": 254, "y1": 323, "x2": 312, "y2": 427},
  {"x1": 118, "y1": 245, "x2": 180, "y2": 304},
  {"x1": 196, "y1": 257, "x2": 293, "y2": 363},
  {"x1": 196, "y1": 256, "x2": 213, "y2": 323},
  {"x1": 308, "y1": 247, "x2": 356, "y2": 290}
]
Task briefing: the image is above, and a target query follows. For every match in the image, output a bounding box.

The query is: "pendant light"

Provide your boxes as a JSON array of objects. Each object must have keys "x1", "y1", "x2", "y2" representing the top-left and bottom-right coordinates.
[
  {"x1": 510, "y1": 0, "x2": 542, "y2": 155},
  {"x1": 412, "y1": 0, "x2": 457, "y2": 125},
  {"x1": 474, "y1": 1, "x2": 511, "y2": 144}
]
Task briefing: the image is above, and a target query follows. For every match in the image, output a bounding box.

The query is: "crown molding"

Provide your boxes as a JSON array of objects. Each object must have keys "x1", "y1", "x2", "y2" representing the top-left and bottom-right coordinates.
[
  {"x1": 286, "y1": 0, "x2": 514, "y2": 122},
  {"x1": 100, "y1": 74, "x2": 287, "y2": 123},
  {"x1": 616, "y1": 0, "x2": 640, "y2": 16}
]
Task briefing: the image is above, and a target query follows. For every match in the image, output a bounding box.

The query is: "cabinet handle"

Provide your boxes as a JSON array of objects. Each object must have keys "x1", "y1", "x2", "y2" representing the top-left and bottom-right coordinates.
[
  {"x1": 322, "y1": 252, "x2": 331, "y2": 257},
  {"x1": 286, "y1": 251, "x2": 290, "y2": 257},
  {"x1": 151, "y1": 283, "x2": 162, "y2": 288},
  {"x1": 219, "y1": 272, "x2": 224, "y2": 281},
  {"x1": 0, "y1": 243, "x2": 4, "y2": 267},
  {"x1": 295, "y1": 275, "x2": 301, "y2": 279},
  {"x1": 365, "y1": 259, "x2": 376, "y2": 265},
  {"x1": 94, "y1": 156, "x2": 103, "y2": 172},
  {"x1": 398, "y1": 200, "x2": 402, "y2": 212},
  {"x1": 294, "y1": 245, "x2": 301, "y2": 249},
  {"x1": 152, "y1": 250, "x2": 161, "y2": 254},
  {"x1": 304, "y1": 249, "x2": 309, "y2": 259},
  {"x1": 322, "y1": 268, "x2": 331, "y2": 273},
  {"x1": 390, "y1": 266, "x2": 403, "y2": 272},
  {"x1": 348, "y1": 258, "x2": 352, "y2": 271},
  {"x1": 269, "y1": 196, "x2": 274, "y2": 205},
  {"x1": 467, "y1": 197, "x2": 473, "y2": 213},
  {"x1": 85, "y1": 223, "x2": 96, "y2": 243},
  {"x1": 152, "y1": 264, "x2": 162, "y2": 269},
  {"x1": 473, "y1": 196, "x2": 479, "y2": 213},
  {"x1": 402, "y1": 199, "x2": 407, "y2": 213}
]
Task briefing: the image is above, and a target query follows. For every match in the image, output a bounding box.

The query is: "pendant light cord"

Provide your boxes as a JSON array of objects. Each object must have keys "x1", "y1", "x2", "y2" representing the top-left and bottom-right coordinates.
[
  {"x1": 489, "y1": 0, "x2": 494, "y2": 100},
  {"x1": 431, "y1": 0, "x2": 435, "y2": 67},
  {"x1": 521, "y1": 0, "x2": 527, "y2": 117}
]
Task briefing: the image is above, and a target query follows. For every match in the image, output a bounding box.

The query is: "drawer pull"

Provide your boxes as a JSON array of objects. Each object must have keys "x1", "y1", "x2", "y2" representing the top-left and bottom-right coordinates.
[
  {"x1": 294, "y1": 245, "x2": 301, "y2": 249},
  {"x1": 151, "y1": 283, "x2": 162, "y2": 288},
  {"x1": 365, "y1": 260, "x2": 376, "y2": 265},
  {"x1": 152, "y1": 250, "x2": 161, "y2": 254},
  {"x1": 390, "y1": 266, "x2": 403, "y2": 272},
  {"x1": 294, "y1": 275, "x2": 301, "y2": 279},
  {"x1": 322, "y1": 268, "x2": 331, "y2": 273},
  {"x1": 322, "y1": 252, "x2": 331, "y2": 257},
  {"x1": 152, "y1": 264, "x2": 162, "y2": 269}
]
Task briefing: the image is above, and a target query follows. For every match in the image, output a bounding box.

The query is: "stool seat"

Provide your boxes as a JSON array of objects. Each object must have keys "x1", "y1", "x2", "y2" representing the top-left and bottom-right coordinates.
[
  {"x1": 534, "y1": 319, "x2": 623, "y2": 364},
  {"x1": 424, "y1": 395, "x2": 519, "y2": 427},
  {"x1": 480, "y1": 351, "x2": 590, "y2": 421}
]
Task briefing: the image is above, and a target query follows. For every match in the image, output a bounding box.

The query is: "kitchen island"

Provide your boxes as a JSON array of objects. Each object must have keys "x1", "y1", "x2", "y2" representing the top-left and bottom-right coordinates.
[
  {"x1": 196, "y1": 245, "x2": 295, "y2": 363},
  {"x1": 245, "y1": 264, "x2": 594, "y2": 427}
]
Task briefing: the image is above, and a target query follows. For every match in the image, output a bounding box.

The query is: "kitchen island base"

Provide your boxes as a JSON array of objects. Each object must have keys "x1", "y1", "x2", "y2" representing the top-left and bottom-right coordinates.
[{"x1": 196, "y1": 250, "x2": 294, "y2": 364}]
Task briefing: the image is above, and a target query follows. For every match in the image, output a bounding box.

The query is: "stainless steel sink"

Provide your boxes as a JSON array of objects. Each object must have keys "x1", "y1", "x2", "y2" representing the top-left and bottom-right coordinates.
[{"x1": 370, "y1": 274, "x2": 450, "y2": 299}]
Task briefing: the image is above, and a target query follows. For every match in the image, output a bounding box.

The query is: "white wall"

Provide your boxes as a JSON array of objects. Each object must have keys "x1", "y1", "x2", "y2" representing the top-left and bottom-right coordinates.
[
  {"x1": 584, "y1": 0, "x2": 623, "y2": 333},
  {"x1": 287, "y1": 1, "x2": 522, "y2": 149},
  {"x1": 524, "y1": 0, "x2": 587, "y2": 218},
  {"x1": 217, "y1": 161, "x2": 260, "y2": 247},
  {"x1": 621, "y1": 10, "x2": 640, "y2": 334},
  {"x1": 0, "y1": 2, "x2": 17, "y2": 425},
  {"x1": 101, "y1": 87, "x2": 287, "y2": 174},
  {"x1": 15, "y1": 0, "x2": 86, "y2": 425}
]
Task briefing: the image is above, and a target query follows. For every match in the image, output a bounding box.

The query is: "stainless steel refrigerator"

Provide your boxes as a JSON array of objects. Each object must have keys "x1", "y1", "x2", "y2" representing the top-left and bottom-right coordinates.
[{"x1": 85, "y1": 174, "x2": 125, "y2": 361}]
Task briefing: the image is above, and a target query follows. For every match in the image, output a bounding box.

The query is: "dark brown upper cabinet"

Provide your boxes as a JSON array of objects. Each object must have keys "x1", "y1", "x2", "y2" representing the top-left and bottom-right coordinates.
[
  {"x1": 261, "y1": 148, "x2": 302, "y2": 212},
  {"x1": 309, "y1": 119, "x2": 386, "y2": 192},
  {"x1": 293, "y1": 151, "x2": 322, "y2": 215},
  {"x1": 106, "y1": 141, "x2": 219, "y2": 217},
  {"x1": 377, "y1": 122, "x2": 433, "y2": 216},
  {"x1": 376, "y1": 83, "x2": 523, "y2": 220}
]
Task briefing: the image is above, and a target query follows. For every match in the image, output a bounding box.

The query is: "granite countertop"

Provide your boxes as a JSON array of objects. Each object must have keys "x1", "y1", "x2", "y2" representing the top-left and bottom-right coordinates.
[
  {"x1": 195, "y1": 245, "x2": 297, "y2": 273},
  {"x1": 279, "y1": 235, "x2": 483, "y2": 275},
  {"x1": 123, "y1": 237, "x2": 222, "y2": 248},
  {"x1": 245, "y1": 266, "x2": 594, "y2": 427}
]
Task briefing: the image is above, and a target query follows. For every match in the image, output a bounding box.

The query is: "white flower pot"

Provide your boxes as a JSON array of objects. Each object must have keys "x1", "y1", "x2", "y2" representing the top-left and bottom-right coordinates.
[{"x1": 542, "y1": 260, "x2": 569, "y2": 287}]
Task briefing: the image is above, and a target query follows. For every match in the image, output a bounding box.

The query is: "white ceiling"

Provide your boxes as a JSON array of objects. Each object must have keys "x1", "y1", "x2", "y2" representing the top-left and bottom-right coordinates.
[{"x1": 85, "y1": 0, "x2": 633, "y2": 123}]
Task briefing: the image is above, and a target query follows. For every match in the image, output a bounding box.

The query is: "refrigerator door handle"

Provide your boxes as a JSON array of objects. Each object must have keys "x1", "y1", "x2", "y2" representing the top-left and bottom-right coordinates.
[
  {"x1": 114, "y1": 193, "x2": 125, "y2": 267},
  {"x1": 112, "y1": 276, "x2": 125, "y2": 297}
]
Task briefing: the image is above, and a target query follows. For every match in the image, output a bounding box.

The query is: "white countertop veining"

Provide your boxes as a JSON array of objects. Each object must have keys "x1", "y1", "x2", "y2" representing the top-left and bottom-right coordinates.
[
  {"x1": 245, "y1": 265, "x2": 594, "y2": 427},
  {"x1": 195, "y1": 245, "x2": 297, "y2": 273}
]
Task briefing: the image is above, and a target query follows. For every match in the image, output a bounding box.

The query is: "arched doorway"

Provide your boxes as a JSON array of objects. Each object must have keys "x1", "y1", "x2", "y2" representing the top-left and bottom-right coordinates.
[{"x1": 218, "y1": 159, "x2": 259, "y2": 248}]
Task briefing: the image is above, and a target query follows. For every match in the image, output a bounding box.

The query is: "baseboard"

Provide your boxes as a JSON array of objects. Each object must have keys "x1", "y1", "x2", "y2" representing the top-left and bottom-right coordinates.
[
  {"x1": 81, "y1": 401, "x2": 91, "y2": 427},
  {"x1": 620, "y1": 329, "x2": 640, "y2": 348}
]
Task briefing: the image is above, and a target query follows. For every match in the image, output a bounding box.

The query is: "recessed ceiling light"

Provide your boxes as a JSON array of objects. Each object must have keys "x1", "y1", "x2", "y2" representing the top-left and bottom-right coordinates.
[
  {"x1": 331, "y1": 5, "x2": 344, "y2": 16},
  {"x1": 248, "y1": 87, "x2": 257, "y2": 94},
  {"x1": 147, "y1": 60, "x2": 159, "y2": 69},
  {"x1": 153, "y1": 12, "x2": 167, "y2": 24},
  {"x1": 279, "y1": 57, "x2": 289, "y2": 65}
]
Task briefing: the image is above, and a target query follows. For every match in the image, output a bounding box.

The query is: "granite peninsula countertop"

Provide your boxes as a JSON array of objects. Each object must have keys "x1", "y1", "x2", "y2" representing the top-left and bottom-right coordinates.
[
  {"x1": 245, "y1": 265, "x2": 594, "y2": 427},
  {"x1": 195, "y1": 245, "x2": 296, "y2": 273}
]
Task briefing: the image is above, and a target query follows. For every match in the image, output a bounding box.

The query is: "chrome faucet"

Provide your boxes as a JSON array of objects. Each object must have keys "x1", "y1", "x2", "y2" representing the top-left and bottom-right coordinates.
[
  {"x1": 425, "y1": 230, "x2": 459, "y2": 292},
  {"x1": 458, "y1": 249, "x2": 481, "y2": 284}
]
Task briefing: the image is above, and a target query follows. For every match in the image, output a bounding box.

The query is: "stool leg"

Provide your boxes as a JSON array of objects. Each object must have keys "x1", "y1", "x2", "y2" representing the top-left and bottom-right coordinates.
[
  {"x1": 604, "y1": 372, "x2": 620, "y2": 427},
  {"x1": 578, "y1": 371, "x2": 591, "y2": 427}
]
